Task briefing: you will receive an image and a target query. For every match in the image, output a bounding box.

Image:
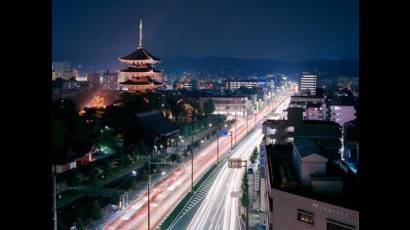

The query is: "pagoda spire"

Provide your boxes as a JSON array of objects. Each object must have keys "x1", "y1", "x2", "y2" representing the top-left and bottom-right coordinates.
[{"x1": 138, "y1": 20, "x2": 143, "y2": 48}]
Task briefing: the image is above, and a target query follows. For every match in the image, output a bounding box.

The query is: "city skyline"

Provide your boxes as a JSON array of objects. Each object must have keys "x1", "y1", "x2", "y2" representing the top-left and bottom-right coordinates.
[{"x1": 52, "y1": 0, "x2": 358, "y2": 70}]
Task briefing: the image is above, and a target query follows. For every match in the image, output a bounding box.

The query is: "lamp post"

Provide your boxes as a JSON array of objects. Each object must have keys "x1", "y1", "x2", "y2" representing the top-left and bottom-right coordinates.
[
  {"x1": 246, "y1": 114, "x2": 249, "y2": 134},
  {"x1": 234, "y1": 113, "x2": 237, "y2": 146},
  {"x1": 148, "y1": 153, "x2": 151, "y2": 230},
  {"x1": 229, "y1": 131, "x2": 233, "y2": 152},
  {"x1": 132, "y1": 154, "x2": 178, "y2": 230},
  {"x1": 216, "y1": 134, "x2": 219, "y2": 164},
  {"x1": 191, "y1": 134, "x2": 194, "y2": 192},
  {"x1": 53, "y1": 165, "x2": 57, "y2": 230}
]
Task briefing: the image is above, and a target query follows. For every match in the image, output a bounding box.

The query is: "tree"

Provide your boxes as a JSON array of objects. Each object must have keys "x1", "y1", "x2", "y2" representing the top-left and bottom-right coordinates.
[
  {"x1": 66, "y1": 173, "x2": 81, "y2": 186},
  {"x1": 90, "y1": 200, "x2": 103, "y2": 220},
  {"x1": 250, "y1": 147, "x2": 258, "y2": 164},
  {"x1": 241, "y1": 173, "x2": 249, "y2": 208},
  {"x1": 75, "y1": 217, "x2": 85, "y2": 230},
  {"x1": 203, "y1": 99, "x2": 215, "y2": 116}
]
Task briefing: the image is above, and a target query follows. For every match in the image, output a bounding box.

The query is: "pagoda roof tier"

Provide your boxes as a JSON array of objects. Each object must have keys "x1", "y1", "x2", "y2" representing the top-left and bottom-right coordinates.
[
  {"x1": 119, "y1": 78, "x2": 162, "y2": 86},
  {"x1": 120, "y1": 66, "x2": 162, "y2": 73},
  {"x1": 119, "y1": 47, "x2": 160, "y2": 64}
]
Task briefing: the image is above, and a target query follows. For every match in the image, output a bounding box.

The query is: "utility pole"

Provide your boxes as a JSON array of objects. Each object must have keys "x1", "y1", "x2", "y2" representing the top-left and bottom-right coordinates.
[
  {"x1": 246, "y1": 114, "x2": 249, "y2": 134},
  {"x1": 234, "y1": 113, "x2": 237, "y2": 145},
  {"x1": 245, "y1": 160, "x2": 249, "y2": 230},
  {"x1": 191, "y1": 134, "x2": 194, "y2": 192},
  {"x1": 53, "y1": 165, "x2": 57, "y2": 230},
  {"x1": 148, "y1": 153, "x2": 151, "y2": 230},
  {"x1": 216, "y1": 134, "x2": 219, "y2": 164},
  {"x1": 230, "y1": 131, "x2": 233, "y2": 152}
]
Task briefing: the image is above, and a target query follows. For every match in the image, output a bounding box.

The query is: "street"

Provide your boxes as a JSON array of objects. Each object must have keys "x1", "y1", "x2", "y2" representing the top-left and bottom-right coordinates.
[
  {"x1": 101, "y1": 88, "x2": 294, "y2": 230},
  {"x1": 186, "y1": 127, "x2": 264, "y2": 230}
]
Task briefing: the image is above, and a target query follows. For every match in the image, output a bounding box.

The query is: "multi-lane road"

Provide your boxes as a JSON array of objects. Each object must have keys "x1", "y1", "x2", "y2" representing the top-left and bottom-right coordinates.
[
  {"x1": 186, "y1": 95, "x2": 292, "y2": 230},
  {"x1": 102, "y1": 87, "x2": 295, "y2": 230},
  {"x1": 187, "y1": 127, "x2": 264, "y2": 230}
]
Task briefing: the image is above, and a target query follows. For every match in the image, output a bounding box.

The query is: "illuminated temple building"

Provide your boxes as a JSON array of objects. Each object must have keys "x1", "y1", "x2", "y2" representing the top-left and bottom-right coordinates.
[{"x1": 118, "y1": 20, "x2": 163, "y2": 91}]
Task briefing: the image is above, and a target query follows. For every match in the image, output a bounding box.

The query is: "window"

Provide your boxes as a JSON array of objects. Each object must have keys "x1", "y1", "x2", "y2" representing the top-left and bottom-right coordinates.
[
  {"x1": 269, "y1": 197, "x2": 273, "y2": 212},
  {"x1": 327, "y1": 219, "x2": 355, "y2": 230},
  {"x1": 270, "y1": 139, "x2": 276, "y2": 144},
  {"x1": 287, "y1": 137, "x2": 294, "y2": 142},
  {"x1": 267, "y1": 127, "x2": 276, "y2": 135},
  {"x1": 69, "y1": 162, "x2": 76, "y2": 169},
  {"x1": 287, "y1": 126, "x2": 295, "y2": 132},
  {"x1": 297, "y1": 210, "x2": 314, "y2": 225}
]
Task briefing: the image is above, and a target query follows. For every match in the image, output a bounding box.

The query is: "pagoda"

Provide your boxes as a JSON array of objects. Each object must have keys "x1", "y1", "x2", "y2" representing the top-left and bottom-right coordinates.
[{"x1": 118, "y1": 20, "x2": 163, "y2": 91}]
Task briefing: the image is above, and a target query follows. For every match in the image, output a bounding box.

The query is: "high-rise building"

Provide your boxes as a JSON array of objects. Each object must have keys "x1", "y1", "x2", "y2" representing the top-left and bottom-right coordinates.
[
  {"x1": 72, "y1": 69, "x2": 80, "y2": 80},
  {"x1": 299, "y1": 74, "x2": 317, "y2": 96},
  {"x1": 118, "y1": 20, "x2": 163, "y2": 91},
  {"x1": 87, "y1": 72, "x2": 101, "y2": 86},
  {"x1": 225, "y1": 79, "x2": 258, "y2": 90},
  {"x1": 102, "y1": 70, "x2": 119, "y2": 90},
  {"x1": 52, "y1": 61, "x2": 72, "y2": 80}
]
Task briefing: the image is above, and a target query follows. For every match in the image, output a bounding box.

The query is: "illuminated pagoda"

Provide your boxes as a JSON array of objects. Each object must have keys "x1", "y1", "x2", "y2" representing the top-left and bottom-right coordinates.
[{"x1": 118, "y1": 20, "x2": 163, "y2": 91}]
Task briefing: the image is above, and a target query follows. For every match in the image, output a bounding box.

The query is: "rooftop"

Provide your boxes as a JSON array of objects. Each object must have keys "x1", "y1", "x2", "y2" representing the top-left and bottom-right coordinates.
[
  {"x1": 120, "y1": 66, "x2": 162, "y2": 73},
  {"x1": 293, "y1": 137, "x2": 325, "y2": 158},
  {"x1": 266, "y1": 143, "x2": 359, "y2": 211},
  {"x1": 120, "y1": 47, "x2": 160, "y2": 61},
  {"x1": 136, "y1": 110, "x2": 179, "y2": 136}
]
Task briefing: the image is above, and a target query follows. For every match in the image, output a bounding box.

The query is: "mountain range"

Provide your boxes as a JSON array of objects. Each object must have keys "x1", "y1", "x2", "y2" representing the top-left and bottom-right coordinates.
[{"x1": 157, "y1": 56, "x2": 358, "y2": 76}]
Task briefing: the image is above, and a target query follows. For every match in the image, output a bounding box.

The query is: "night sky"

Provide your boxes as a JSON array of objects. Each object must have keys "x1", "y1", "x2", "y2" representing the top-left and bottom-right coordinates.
[{"x1": 52, "y1": 0, "x2": 358, "y2": 70}]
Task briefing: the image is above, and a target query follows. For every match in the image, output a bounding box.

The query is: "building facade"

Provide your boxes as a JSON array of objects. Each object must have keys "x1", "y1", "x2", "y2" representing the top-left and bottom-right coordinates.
[
  {"x1": 289, "y1": 95, "x2": 327, "y2": 121},
  {"x1": 264, "y1": 142, "x2": 359, "y2": 230},
  {"x1": 87, "y1": 72, "x2": 101, "y2": 86},
  {"x1": 329, "y1": 105, "x2": 356, "y2": 126},
  {"x1": 225, "y1": 79, "x2": 258, "y2": 90},
  {"x1": 199, "y1": 96, "x2": 251, "y2": 120},
  {"x1": 102, "y1": 70, "x2": 119, "y2": 90},
  {"x1": 263, "y1": 107, "x2": 341, "y2": 160},
  {"x1": 298, "y1": 74, "x2": 317, "y2": 96},
  {"x1": 52, "y1": 61, "x2": 72, "y2": 80}
]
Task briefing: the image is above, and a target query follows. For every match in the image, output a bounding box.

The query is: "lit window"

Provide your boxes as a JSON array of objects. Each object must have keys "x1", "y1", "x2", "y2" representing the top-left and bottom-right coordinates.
[
  {"x1": 69, "y1": 162, "x2": 76, "y2": 169},
  {"x1": 267, "y1": 127, "x2": 277, "y2": 135},
  {"x1": 287, "y1": 126, "x2": 295, "y2": 132},
  {"x1": 270, "y1": 139, "x2": 276, "y2": 144},
  {"x1": 287, "y1": 137, "x2": 294, "y2": 142},
  {"x1": 297, "y1": 210, "x2": 314, "y2": 225}
]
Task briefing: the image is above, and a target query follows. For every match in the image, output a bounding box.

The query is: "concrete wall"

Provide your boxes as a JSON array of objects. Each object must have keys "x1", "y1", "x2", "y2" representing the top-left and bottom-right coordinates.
[
  {"x1": 268, "y1": 188, "x2": 359, "y2": 230},
  {"x1": 330, "y1": 105, "x2": 356, "y2": 126},
  {"x1": 300, "y1": 161, "x2": 327, "y2": 185}
]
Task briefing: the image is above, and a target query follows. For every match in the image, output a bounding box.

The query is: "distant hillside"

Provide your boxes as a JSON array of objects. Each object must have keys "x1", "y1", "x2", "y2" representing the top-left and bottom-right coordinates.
[{"x1": 157, "y1": 57, "x2": 358, "y2": 76}]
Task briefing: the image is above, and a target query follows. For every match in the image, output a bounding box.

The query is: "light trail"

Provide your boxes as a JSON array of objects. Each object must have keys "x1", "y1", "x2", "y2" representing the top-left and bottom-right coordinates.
[
  {"x1": 186, "y1": 128, "x2": 264, "y2": 230},
  {"x1": 102, "y1": 89, "x2": 294, "y2": 230}
]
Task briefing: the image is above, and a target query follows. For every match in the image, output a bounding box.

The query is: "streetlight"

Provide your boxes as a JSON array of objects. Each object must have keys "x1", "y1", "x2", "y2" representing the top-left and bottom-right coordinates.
[
  {"x1": 131, "y1": 154, "x2": 152, "y2": 229},
  {"x1": 234, "y1": 113, "x2": 237, "y2": 146},
  {"x1": 229, "y1": 131, "x2": 233, "y2": 152},
  {"x1": 216, "y1": 132, "x2": 219, "y2": 165},
  {"x1": 53, "y1": 165, "x2": 57, "y2": 230},
  {"x1": 191, "y1": 134, "x2": 194, "y2": 193}
]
